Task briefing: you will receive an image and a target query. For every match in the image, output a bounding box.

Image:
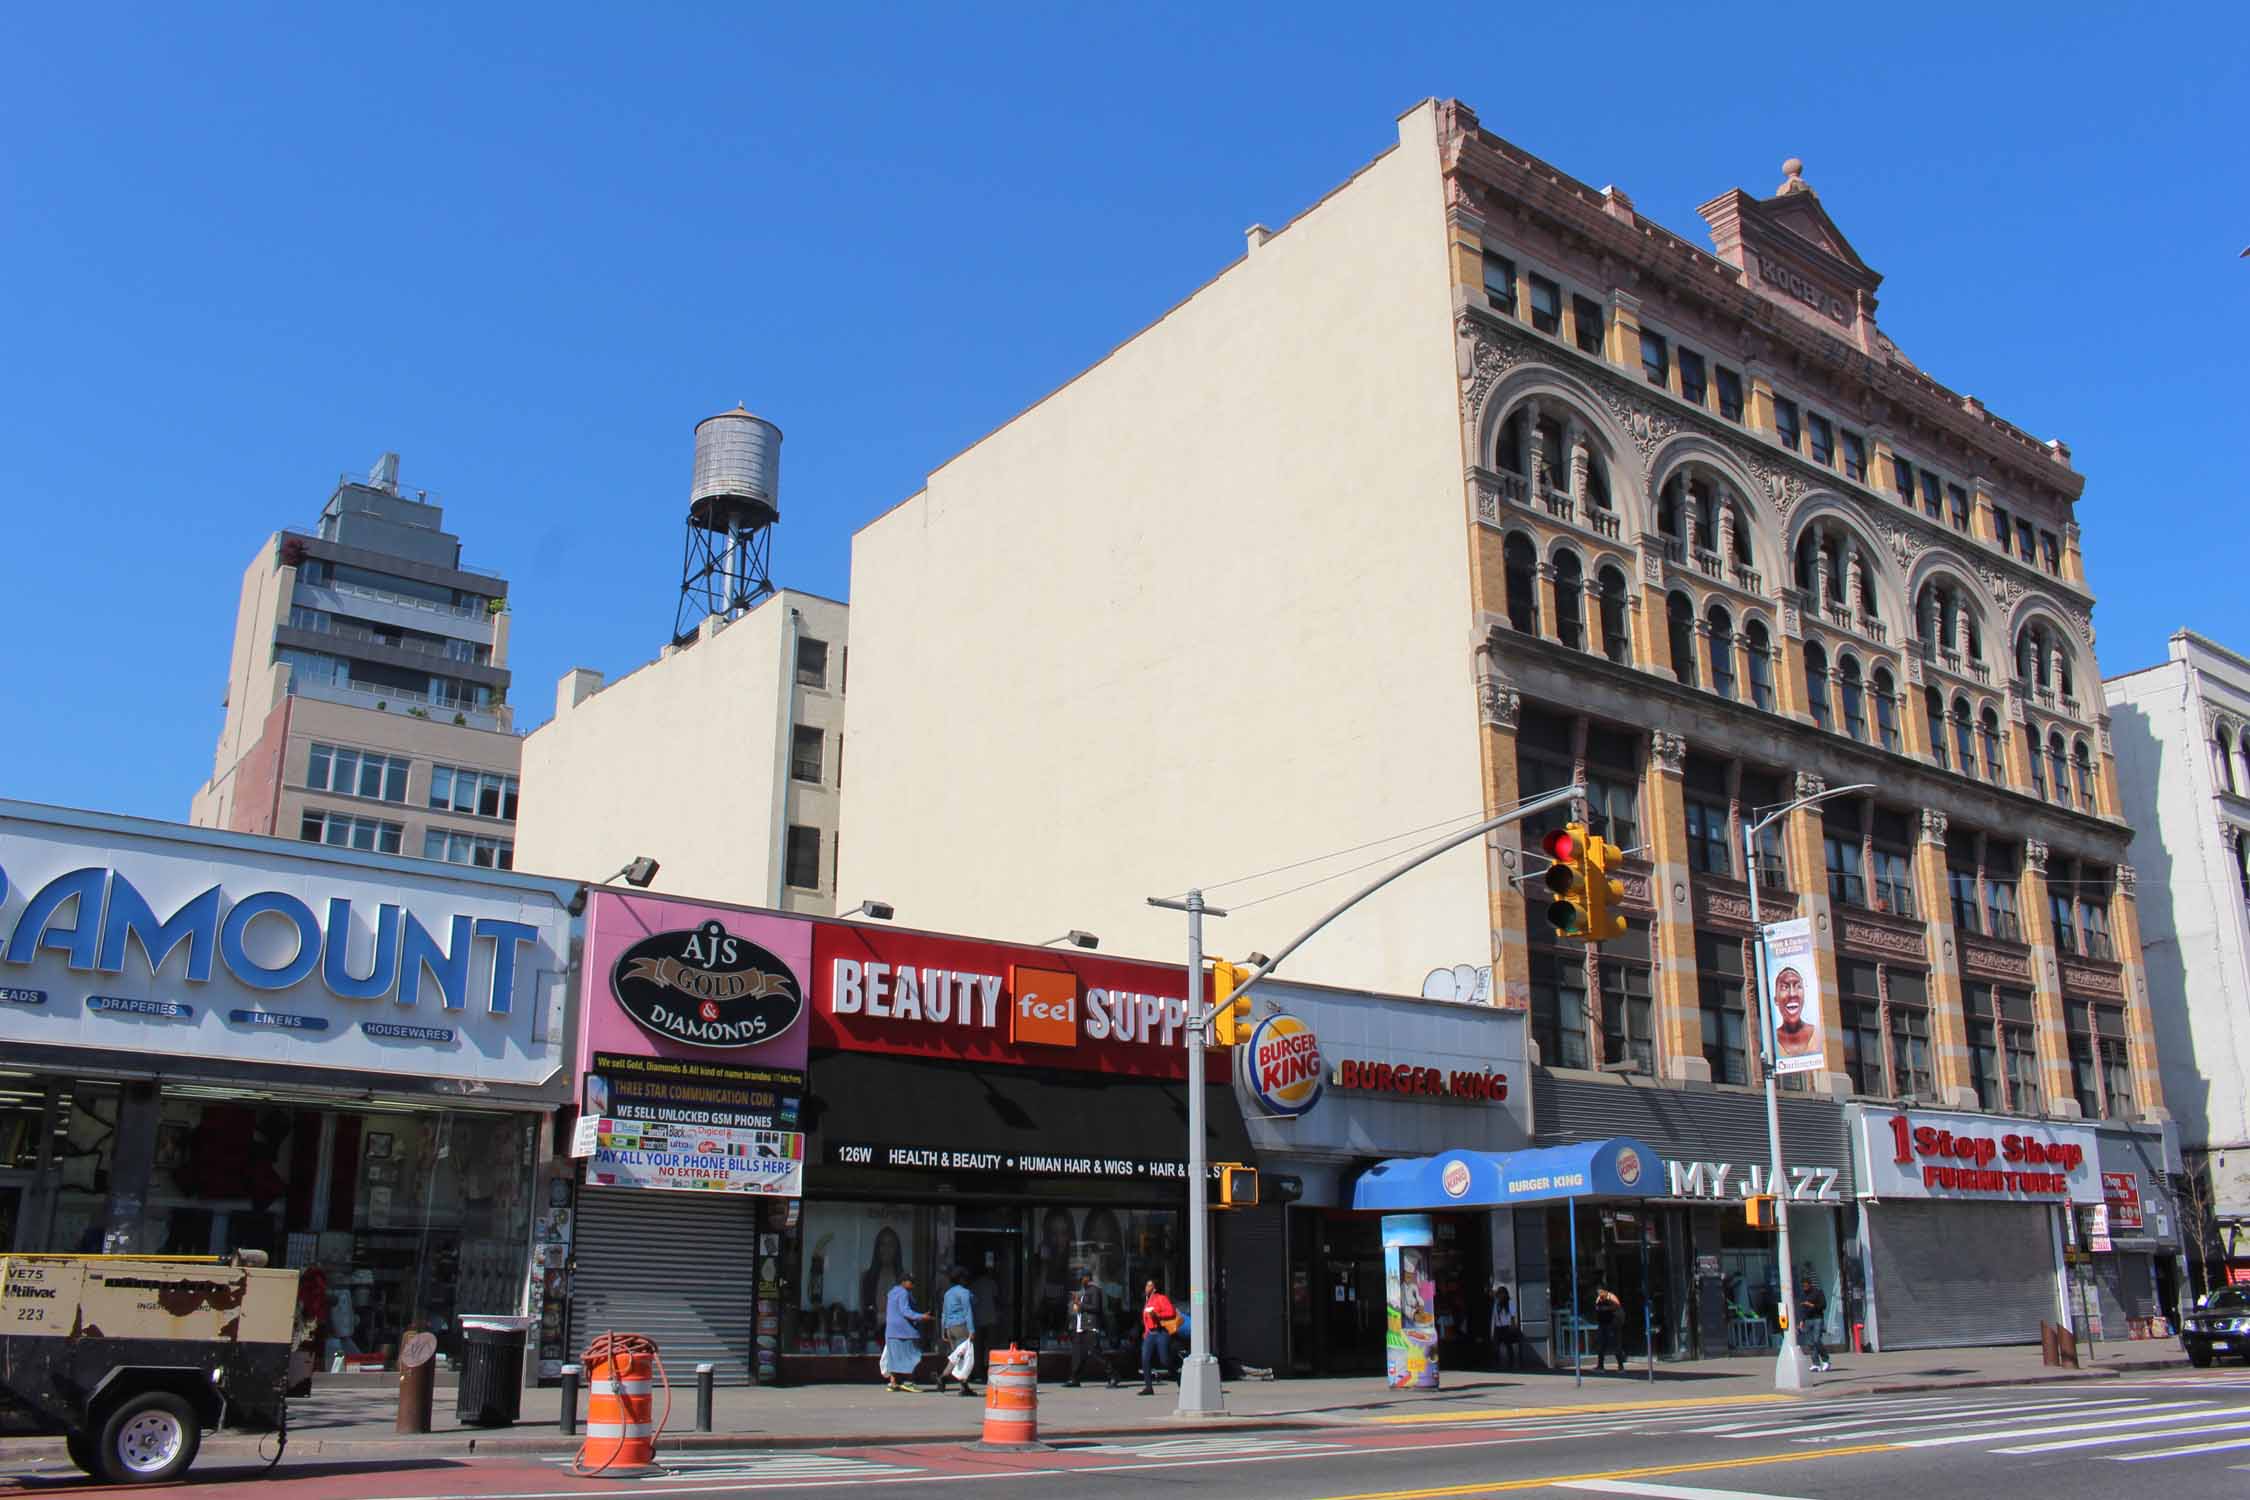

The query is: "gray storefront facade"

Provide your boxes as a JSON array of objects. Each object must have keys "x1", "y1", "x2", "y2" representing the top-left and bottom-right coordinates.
[{"x1": 1534, "y1": 1073, "x2": 1856, "y2": 1362}]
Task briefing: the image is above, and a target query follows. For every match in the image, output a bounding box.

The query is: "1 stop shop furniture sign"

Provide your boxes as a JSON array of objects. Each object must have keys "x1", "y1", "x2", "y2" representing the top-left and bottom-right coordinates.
[{"x1": 810, "y1": 923, "x2": 1195, "y2": 1078}]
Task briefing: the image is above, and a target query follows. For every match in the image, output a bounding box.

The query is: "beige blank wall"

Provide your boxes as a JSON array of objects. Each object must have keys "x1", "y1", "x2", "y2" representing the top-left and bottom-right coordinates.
[{"x1": 840, "y1": 103, "x2": 1489, "y2": 991}]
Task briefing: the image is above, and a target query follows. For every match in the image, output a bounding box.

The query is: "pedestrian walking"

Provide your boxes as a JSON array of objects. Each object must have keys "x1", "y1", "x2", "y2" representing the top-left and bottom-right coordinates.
[
  {"x1": 1490, "y1": 1284, "x2": 1521, "y2": 1371},
  {"x1": 882, "y1": 1271, "x2": 932, "y2": 1393},
  {"x1": 1592, "y1": 1285, "x2": 1625, "y2": 1373},
  {"x1": 1063, "y1": 1269, "x2": 1118, "y2": 1388},
  {"x1": 935, "y1": 1266, "x2": 977, "y2": 1396},
  {"x1": 1135, "y1": 1279, "x2": 1177, "y2": 1395},
  {"x1": 1796, "y1": 1273, "x2": 1830, "y2": 1372}
]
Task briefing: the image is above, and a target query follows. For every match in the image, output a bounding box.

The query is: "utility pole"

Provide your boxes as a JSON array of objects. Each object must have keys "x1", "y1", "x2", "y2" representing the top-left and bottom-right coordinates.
[
  {"x1": 1148, "y1": 780, "x2": 1585, "y2": 1416},
  {"x1": 1742, "y1": 780, "x2": 1871, "y2": 1392}
]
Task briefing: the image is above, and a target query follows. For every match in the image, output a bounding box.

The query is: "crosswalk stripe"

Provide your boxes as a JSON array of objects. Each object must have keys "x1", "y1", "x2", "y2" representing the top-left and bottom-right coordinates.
[
  {"x1": 2110, "y1": 1436, "x2": 2250, "y2": 1461},
  {"x1": 1784, "y1": 1396, "x2": 2164, "y2": 1441},
  {"x1": 1891, "y1": 1403, "x2": 2223, "y2": 1448},
  {"x1": 1555, "y1": 1480, "x2": 1814, "y2": 1500},
  {"x1": 1996, "y1": 1415, "x2": 2250, "y2": 1454}
]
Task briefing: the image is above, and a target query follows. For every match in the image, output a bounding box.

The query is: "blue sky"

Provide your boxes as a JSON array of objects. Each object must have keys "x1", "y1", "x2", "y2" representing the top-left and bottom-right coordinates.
[{"x1": 2, "y1": 4, "x2": 2242, "y2": 821}]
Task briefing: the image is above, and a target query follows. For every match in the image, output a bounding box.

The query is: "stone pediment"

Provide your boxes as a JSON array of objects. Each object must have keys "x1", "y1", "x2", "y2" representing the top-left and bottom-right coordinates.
[{"x1": 1698, "y1": 160, "x2": 1882, "y2": 339}]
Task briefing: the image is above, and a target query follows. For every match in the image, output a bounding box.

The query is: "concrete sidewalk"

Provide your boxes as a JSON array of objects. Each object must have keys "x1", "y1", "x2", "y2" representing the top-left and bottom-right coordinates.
[{"x1": 0, "y1": 1342, "x2": 2189, "y2": 1466}]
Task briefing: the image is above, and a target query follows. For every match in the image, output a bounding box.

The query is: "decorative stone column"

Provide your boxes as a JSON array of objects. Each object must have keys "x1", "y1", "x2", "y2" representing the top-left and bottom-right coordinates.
[
  {"x1": 2016, "y1": 839, "x2": 2077, "y2": 1115},
  {"x1": 1634, "y1": 543, "x2": 1672, "y2": 675},
  {"x1": 1569, "y1": 434, "x2": 1592, "y2": 508},
  {"x1": 1913, "y1": 810, "x2": 1976, "y2": 1108},
  {"x1": 1524, "y1": 401, "x2": 1548, "y2": 497},
  {"x1": 1716, "y1": 500, "x2": 1738, "y2": 571},
  {"x1": 1475, "y1": 642, "x2": 1534, "y2": 1015},
  {"x1": 1535, "y1": 562, "x2": 1560, "y2": 646},
  {"x1": 2110, "y1": 865, "x2": 2169, "y2": 1120},
  {"x1": 1847, "y1": 550, "x2": 1869, "y2": 620},
  {"x1": 1644, "y1": 729, "x2": 1704, "y2": 1084}
]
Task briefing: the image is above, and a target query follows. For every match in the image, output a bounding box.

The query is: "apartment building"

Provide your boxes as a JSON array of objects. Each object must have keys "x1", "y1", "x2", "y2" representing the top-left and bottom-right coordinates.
[
  {"x1": 2108, "y1": 631, "x2": 2250, "y2": 1279},
  {"x1": 188, "y1": 454, "x2": 523, "y2": 870}
]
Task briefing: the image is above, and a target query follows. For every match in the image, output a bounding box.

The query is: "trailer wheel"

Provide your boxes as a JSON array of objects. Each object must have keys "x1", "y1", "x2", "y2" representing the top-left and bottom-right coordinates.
[
  {"x1": 94, "y1": 1391, "x2": 201, "y2": 1484},
  {"x1": 64, "y1": 1431, "x2": 96, "y2": 1475}
]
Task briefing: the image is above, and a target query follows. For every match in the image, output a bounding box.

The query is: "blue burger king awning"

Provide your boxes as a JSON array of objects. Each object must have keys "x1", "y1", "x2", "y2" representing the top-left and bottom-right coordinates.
[{"x1": 1350, "y1": 1138, "x2": 1664, "y2": 1210}]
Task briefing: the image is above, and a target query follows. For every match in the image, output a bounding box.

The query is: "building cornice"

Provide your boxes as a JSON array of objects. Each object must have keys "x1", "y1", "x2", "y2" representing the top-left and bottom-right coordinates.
[{"x1": 1438, "y1": 104, "x2": 2082, "y2": 509}]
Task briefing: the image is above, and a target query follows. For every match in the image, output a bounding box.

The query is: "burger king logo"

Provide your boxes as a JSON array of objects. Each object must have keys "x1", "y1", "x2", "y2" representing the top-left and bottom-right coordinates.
[
  {"x1": 1243, "y1": 1013, "x2": 1322, "y2": 1117},
  {"x1": 1441, "y1": 1159, "x2": 1472, "y2": 1199},
  {"x1": 1614, "y1": 1146, "x2": 1644, "y2": 1187}
]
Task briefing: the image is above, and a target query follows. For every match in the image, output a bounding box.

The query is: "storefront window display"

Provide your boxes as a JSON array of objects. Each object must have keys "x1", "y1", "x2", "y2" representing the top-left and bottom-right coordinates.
[{"x1": 794, "y1": 1201, "x2": 1178, "y2": 1356}]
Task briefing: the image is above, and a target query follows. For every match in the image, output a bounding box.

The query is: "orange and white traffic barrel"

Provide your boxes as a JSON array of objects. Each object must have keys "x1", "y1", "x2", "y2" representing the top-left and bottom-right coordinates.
[
  {"x1": 979, "y1": 1345, "x2": 1043, "y2": 1449},
  {"x1": 579, "y1": 1341, "x2": 663, "y2": 1475}
]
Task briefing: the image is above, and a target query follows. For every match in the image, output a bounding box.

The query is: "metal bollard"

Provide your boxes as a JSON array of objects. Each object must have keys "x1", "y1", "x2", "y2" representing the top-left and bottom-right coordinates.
[
  {"x1": 696, "y1": 1363, "x2": 716, "y2": 1432},
  {"x1": 558, "y1": 1364, "x2": 580, "y2": 1437}
]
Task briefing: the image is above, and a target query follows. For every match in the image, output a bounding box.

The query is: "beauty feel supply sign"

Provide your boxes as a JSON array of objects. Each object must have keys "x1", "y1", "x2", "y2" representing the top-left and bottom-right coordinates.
[
  {"x1": 811, "y1": 924, "x2": 1191, "y2": 1077},
  {"x1": 0, "y1": 813, "x2": 570, "y2": 1086}
]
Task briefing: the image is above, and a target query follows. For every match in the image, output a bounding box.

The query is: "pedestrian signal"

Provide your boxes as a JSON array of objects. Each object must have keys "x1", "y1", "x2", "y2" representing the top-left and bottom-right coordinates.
[
  {"x1": 1744, "y1": 1194, "x2": 1778, "y2": 1230},
  {"x1": 1217, "y1": 1163, "x2": 1259, "y2": 1208}
]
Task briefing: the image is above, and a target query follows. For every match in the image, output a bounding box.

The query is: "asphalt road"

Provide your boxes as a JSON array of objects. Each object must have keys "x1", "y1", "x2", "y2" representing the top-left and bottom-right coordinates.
[{"x1": 7, "y1": 1373, "x2": 2250, "y2": 1499}]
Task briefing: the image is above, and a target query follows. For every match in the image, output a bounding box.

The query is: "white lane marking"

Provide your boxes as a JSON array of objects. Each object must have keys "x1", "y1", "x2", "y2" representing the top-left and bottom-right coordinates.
[
  {"x1": 1996, "y1": 1414, "x2": 2250, "y2": 1453},
  {"x1": 1890, "y1": 1403, "x2": 2226, "y2": 1448},
  {"x1": 1783, "y1": 1395, "x2": 2169, "y2": 1441},
  {"x1": 1557, "y1": 1482, "x2": 1813, "y2": 1500},
  {"x1": 2110, "y1": 1435, "x2": 2250, "y2": 1461},
  {"x1": 640, "y1": 1455, "x2": 926, "y2": 1481},
  {"x1": 1070, "y1": 1436, "x2": 1347, "y2": 1457}
]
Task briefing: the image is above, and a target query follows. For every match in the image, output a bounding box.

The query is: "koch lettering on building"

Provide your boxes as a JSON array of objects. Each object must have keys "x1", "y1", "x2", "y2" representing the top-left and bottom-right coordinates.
[
  {"x1": 810, "y1": 924, "x2": 1193, "y2": 1077},
  {"x1": 0, "y1": 811, "x2": 570, "y2": 1086}
]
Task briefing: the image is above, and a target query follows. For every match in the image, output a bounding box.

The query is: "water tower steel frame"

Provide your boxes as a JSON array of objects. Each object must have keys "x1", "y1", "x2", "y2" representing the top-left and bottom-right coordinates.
[{"x1": 675, "y1": 406, "x2": 782, "y2": 643}]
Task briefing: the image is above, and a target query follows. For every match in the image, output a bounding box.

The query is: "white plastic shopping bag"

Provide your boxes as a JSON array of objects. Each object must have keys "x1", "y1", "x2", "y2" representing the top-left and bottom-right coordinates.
[{"x1": 946, "y1": 1338, "x2": 975, "y2": 1383}]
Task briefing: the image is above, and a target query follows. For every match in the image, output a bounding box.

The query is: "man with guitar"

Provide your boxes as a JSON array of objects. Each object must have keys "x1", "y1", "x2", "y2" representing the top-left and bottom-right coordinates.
[{"x1": 1137, "y1": 1279, "x2": 1179, "y2": 1395}]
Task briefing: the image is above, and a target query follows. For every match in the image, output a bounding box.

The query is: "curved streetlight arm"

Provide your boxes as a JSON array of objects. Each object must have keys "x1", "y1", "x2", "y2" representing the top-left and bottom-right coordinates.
[{"x1": 1199, "y1": 780, "x2": 1587, "y2": 1013}]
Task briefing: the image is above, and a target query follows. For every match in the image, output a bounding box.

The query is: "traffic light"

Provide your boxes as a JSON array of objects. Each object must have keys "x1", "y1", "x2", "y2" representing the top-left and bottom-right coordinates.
[
  {"x1": 1582, "y1": 835, "x2": 1629, "y2": 942},
  {"x1": 1210, "y1": 959, "x2": 1254, "y2": 1046},
  {"x1": 1744, "y1": 1194, "x2": 1778, "y2": 1230},
  {"x1": 1541, "y1": 824, "x2": 1593, "y2": 938},
  {"x1": 1217, "y1": 1163, "x2": 1260, "y2": 1208}
]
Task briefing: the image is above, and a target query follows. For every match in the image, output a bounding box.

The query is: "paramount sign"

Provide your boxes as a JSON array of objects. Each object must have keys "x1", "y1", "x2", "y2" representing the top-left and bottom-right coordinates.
[{"x1": 1666, "y1": 1159, "x2": 1840, "y2": 1204}]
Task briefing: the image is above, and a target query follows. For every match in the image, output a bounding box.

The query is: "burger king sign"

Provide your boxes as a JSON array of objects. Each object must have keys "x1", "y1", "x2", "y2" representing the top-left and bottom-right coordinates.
[{"x1": 1242, "y1": 1013, "x2": 1322, "y2": 1117}]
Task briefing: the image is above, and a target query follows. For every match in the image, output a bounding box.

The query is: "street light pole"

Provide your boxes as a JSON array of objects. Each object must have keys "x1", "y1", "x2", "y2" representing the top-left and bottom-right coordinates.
[
  {"x1": 1149, "y1": 781, "x2": 1585, "y2": 1416},
  {"x1": 1742, "y1": 780, "x2": 1873, "y2": 1393}
]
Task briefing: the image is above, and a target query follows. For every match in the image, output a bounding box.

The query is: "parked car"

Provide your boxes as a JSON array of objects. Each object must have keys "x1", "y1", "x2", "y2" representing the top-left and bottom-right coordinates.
[{"x1": 2180, "y1": 1285, "x2": 2250, "y2": 1367}]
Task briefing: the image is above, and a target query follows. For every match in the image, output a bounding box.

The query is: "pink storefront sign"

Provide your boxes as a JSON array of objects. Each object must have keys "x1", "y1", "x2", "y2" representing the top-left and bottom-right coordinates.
[{"x1": 578, "y1": 888, "x2": 812, "y2": 1074}]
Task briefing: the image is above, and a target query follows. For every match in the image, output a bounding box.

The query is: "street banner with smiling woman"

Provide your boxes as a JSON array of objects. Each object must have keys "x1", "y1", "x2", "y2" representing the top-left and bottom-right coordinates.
[{"x1": 1759, "y1": 918, "x2": 1824, "y2": 1075}]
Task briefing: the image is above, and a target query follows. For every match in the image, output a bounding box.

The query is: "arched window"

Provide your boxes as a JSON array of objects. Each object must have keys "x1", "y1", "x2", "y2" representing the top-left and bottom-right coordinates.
[
  {"x1": 1794, "y1": 532, "x2": 1821, "y2": 595},
  {"x1": 1535, "y1": 415, "x2": 1566, "y2": 492},
  {"x1": 1503, "y1": 534, "x2": 1538, "y2": 634},
  {"x1": 1708, "y1": 605, "x2": 1736, "y2": 699},
  {"x1": 1686, "y1": 479, "x2": 1718, "y2": 553},
  {"x1": 1668, "y1": 592, "x2": 1698, "y2": 688},
  {"x1": 1727, "y1": 501, "x2": 1753, "y2": 566},
  {"x1": 1584, "y1": 452, "x2": 1612, "y2": 512},
  {"x1": 2029, "y1": 728, "x2": 2048, "y2": 798},
  {"x1": 1554, "y1": 551, "x2": 1585, "y2": 651},
  {"x1": 2048, "y1": 731, "x2": 2069, "y2": 806},
  {"x1": 1598, "y1": 565, "x2": 1630, "y2": 664},
  {"x1": 2214, "y1": 729, "x2": 2239, "y2": 794},
  {"x1": 2056, "y1": 646, "x2": 2075, "y2": 700},
  {"x1": 2073, "y1": 738, "x2": 2095, "y2": 810},
  {"x1": 1951, "y1": 695, "x2": 1976, "y2": 773},
  {"x1": 1744, "y1": 620, "x2": 1775, "y2": 710},
  {"x1": 1659, "y1": 476, "x2": 1683, "y2": 540},
  {"x1": 1872, "y1": 667, "x2": 1898, "y2": 751},
  {"x1": 1805, "y1": 641, "x2": 1831, "y2": 728},
  {"x1": 1926, "y1": 688, "x2": 1948, "y2": 768},
  {"x1": 1497, "y1": 411, "x2": 1525, "y2": 475},
  {"x1": 1980, "y1": 707, "x2": 2003, "y2": 784},
  {"x1": 1839, "y1": 654, "x2": 1866, "y2": 741},
  {"x1": 1857, "y1": 563, "x2": 1880, "y2": 621}
]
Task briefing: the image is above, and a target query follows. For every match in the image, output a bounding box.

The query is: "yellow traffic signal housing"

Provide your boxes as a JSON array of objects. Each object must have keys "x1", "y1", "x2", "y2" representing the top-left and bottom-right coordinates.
[
  {"x1": 1209, "y1": 959, "x2": 1254, "y2": 1046},
  {"x1": 1541, "y1": 823, "x2": 1593, "y2": 939},
  {"x1": 1218, "y1": 1163, "x2": 1260, "y2": 1208},
  {"x1": 1583, "y1": 835, "x2": 1629, "y2": 942},
  {"x1": 1744, "y1": 1194, "x2": 1778, "y2": 1230}
]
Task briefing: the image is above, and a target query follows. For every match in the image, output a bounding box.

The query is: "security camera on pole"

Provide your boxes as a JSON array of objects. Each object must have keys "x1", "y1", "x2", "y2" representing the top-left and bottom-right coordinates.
[
  {"x1": 1150, "y1": 781, "x2": 1587, "y2": 1416},
  {"x1": 1742, "y1": 780, "x2": 1872, "y2": 1392}
]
